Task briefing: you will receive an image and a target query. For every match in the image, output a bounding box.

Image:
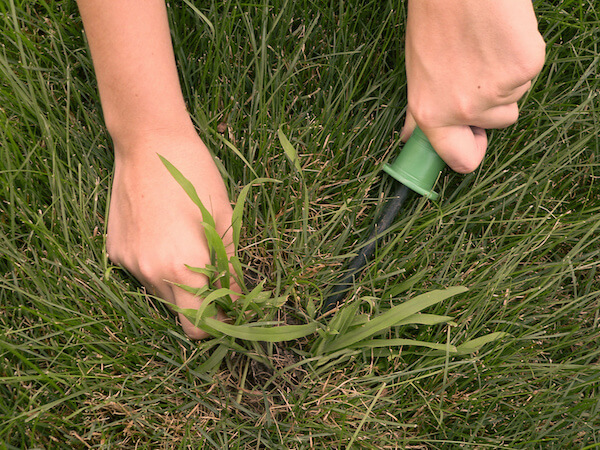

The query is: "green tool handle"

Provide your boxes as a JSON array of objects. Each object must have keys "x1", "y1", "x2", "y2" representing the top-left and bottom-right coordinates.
[
  {"x1": 383, "y1": 127, "x2": 446, "y2": 200},
  {"x1": 320, "y1": 127, "x2": 446, "y2": 315}
]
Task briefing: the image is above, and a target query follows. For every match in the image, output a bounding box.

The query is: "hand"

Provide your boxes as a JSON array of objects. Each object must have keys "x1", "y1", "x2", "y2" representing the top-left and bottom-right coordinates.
[
  {"x1": 403, "y1": 0, "x2": 546, "y2": 173},
  {"x1": 106, "y1": 128, "x2": 237, "y2": 339}
]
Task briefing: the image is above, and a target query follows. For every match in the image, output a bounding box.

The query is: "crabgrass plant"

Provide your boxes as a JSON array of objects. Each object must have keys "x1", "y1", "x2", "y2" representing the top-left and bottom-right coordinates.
[
  {"x1": 160, "y1": 138, "x2": 506, "y2": 373},
  {"x1": 2, "y1": 0, "x2": 600, "y2": 448}
]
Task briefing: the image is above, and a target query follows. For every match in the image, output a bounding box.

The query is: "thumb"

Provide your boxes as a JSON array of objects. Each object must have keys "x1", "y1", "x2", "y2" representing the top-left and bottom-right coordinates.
[
  {"x1": 423, "y1": 125, "x2": 487, "y2": 174},
  {"x1": 401, "y1": 111, "x2": 417, "y2": 142}
]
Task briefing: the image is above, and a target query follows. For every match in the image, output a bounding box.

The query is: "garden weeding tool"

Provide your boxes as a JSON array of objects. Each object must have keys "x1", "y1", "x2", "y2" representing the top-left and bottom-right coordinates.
[{"x1": 321, "y1": 127, "x2": 446, "y2": 314}]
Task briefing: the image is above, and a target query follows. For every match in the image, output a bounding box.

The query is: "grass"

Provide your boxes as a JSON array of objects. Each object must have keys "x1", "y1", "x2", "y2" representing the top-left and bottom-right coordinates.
[{"x1": 1, "y1": 0, "x2": 599, "y2": 447}]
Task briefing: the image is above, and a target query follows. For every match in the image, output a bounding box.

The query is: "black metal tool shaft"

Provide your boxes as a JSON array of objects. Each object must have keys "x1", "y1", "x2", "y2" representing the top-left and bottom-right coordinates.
[{"x1": 321, "y1": 183, "x2": 411, "y2": 314}]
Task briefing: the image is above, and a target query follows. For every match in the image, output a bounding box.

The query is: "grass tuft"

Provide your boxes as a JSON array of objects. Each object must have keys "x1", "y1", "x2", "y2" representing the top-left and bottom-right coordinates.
[{"x1": 1, "y1": 0, "x2": 600, "y2": 447}]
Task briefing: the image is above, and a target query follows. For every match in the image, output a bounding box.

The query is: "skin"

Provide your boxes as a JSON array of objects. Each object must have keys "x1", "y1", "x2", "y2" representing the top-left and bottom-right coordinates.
[
  {"x1": 76, "y1": 0, "x2": 544, "y2": 339},
  {"x1": 402, "y1": 0, "x2": 546, "y2": 173},
  {"x1": 76, "y1": 0, "x2": 235, "y2": 339}
]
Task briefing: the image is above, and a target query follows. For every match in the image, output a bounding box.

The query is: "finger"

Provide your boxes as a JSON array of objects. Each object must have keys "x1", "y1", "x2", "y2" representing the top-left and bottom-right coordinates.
[
  {"x1": 423, "y1": 125, "x2": 487, "y2": 174},
  {"x1": 169, "y1": 274, "x2": 215, "y2": 340},
  {"x1": 498, "y1": 72, "x2": 535, "y2": 94},
  {"x1": 134, "y1": 271, "x2": 208, "y2": 339},
  {"x1": 401, "y1": 111, "x2": 417, "y2": 142},
  {"x1": 472, "y1": 102, "x2": 520, "y2": 130},
  {"x1": 498, "y1": 80, "x2": 532, "y2": 104}
]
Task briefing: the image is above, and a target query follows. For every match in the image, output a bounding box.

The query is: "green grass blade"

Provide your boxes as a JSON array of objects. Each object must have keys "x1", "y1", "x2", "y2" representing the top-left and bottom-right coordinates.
[
  {"x1": 171, "y1": 287, "x2": 238, "y2": 323},
  {"x1": 323, "y1": 287, "x2": 467, "y2": 353},
  {"x1": 232, "y1": 177, "x2": 280, "y2": 248},
  {"x1": 396, "y1": 313, "x2": 456, "y2": 326},
  {"x1": 277, "y1": 127, "x2": 302, "y2": 172},
  {"x1": 197, "y1": 343, "x2": 229, "y2": 374},
  {"x1": 181, "y1": 0, "x2": 215, "y2": 36},
  {"x1": 454, "y1": 332, "x2": 509, "y2": 355},
  {"x1": 352, "y1": 338, "x2": 457, "y2": 353},
  {"x1": 159, "y1": 154, "x2": 233, "y2": 283},
  {"x1": 201, "y1": 317, "x2": 318, "y2": 342},
  {"x1": 159, "y1": 154, "x2": 217, "y2": 230}
]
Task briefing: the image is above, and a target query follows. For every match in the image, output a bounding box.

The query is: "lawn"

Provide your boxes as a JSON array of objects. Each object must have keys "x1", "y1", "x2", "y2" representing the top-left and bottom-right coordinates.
[{"x1": 1, "y1": 0, "x2": 600, "y2": 448}]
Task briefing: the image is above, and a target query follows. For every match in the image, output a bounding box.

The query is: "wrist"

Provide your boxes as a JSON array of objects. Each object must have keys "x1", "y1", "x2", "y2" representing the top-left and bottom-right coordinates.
[{"x1": 106, "y1": 111, "x2": 198, "y2": 156}]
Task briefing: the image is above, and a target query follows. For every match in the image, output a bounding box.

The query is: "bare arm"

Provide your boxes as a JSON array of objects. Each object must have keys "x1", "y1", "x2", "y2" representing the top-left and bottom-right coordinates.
[
  {"x1": 77, "y1": 0, "x2": 192, "y2": 147},
  {"x1": 77, "y1": 0, "x2": 236, "y2": 339}
]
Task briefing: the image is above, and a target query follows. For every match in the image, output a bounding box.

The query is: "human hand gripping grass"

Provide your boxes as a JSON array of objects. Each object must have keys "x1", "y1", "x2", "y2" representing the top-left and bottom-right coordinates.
[
  {"x1": 76, "y1": 0, "x2": 240, "y2": 339},
  {"x1": 106, "y1": 131, "x2": 238, "y2": 340}
]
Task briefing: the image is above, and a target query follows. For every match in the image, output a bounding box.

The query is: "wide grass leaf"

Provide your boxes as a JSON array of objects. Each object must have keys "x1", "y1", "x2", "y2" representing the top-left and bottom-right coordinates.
[
  {"x1": 201, "y1": 317, "x2": 318, "y2": 342},
  {"x1": 353, "y1": 338, "x2": 457, "y2": 352},
  {"x1": 232, "y1": 177, "x2": 280, "y2": 248},
  {"x1": 159, "y1": 154, "x2": 231, "y2": 283},
  {"x1": 159, "y1": 154, "x2": 216, "y2": 229},
  {"x1": 278, "y1": 127, "x2": 302, "y2": 172},
  {"x1": 454, "y1": 332, "x2": 509, "y2": 354},
  {"x1": 396, "y1": 313, "x2": 456, "y2": 326},
  {"x1": 323, "y1": 287, "x2": 467, "y2": 353}
]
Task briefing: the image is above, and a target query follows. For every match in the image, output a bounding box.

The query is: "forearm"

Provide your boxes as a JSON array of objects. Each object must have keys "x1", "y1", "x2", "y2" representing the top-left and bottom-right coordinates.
[{"x1": 76, "y1": 0, "x2": 193, "y2": 149}]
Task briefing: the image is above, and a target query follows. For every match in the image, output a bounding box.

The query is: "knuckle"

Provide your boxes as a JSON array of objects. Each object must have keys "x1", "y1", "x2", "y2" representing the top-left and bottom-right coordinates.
[
  {"x1": 530, "y1": 37, "x2": 547, "y2": 72},
  {"x1": 169, "y1": 260, "x2": 199, "y2": 283},
  {"x1": 105, "y1": 245, "x2": 120, "y2": 265},
  {"x1": 409, "y1": 102, "x2": 441, "y2": 129},
  {"x1": 453, "y1": 97, "x2": 478, "y2": 124},
  {"x1": 136, "y1": 258, "x2": 159, "y2": 282},
  {"x1": 515, "y1": 39, "x2": 546, "y2": 81}
]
